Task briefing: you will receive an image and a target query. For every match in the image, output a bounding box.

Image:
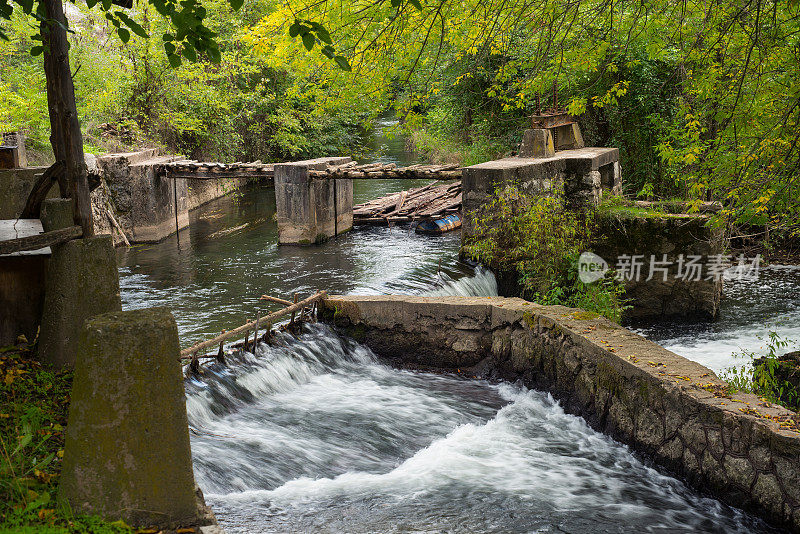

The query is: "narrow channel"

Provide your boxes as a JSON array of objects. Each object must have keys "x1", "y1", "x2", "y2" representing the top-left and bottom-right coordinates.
[{"x1": 116, "y1": 123, "x2": 795, "y2": 533}]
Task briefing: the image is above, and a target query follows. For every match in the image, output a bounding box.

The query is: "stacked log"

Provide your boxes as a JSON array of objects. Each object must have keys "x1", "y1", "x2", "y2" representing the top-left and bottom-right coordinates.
[
  {"x1": 309, "y1": 162, "x2": 461, "y2": 180},
  {"x1": 161, "y1": 160, "x2": 275, "y2": 180},
  {"x1": 159, "y1": 160, "x2": 462, "y2": 181},
  {"x1": 353, "y1": 181, "x2": 462, "y2": 225}
]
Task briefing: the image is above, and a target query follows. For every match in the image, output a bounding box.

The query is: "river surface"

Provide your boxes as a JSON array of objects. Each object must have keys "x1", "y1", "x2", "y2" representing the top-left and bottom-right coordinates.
[{"x1": 116, "y1": 127, "x2": 796, "y2": 532}]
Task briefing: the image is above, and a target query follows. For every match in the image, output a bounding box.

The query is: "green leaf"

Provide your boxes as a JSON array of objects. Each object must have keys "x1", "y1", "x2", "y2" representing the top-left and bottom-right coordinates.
[
  {"x1": 302, "y1": 32, "x2": 314, "y2": 51},
  {"x1": 117, "y1": 12, "x2": 148, "y2": 38},
  {"x1": 85, "y1": 0, "x2": 98, "y2": 7},
  {"x1": 206, "y1": 45, "x2": 221, "y2": 63},
  {"x1": 30, "y1": 45, "x2": 43, "y2": 56},
  {"x1": 288, "y1": 22, "x2": 300, "y2": 38},
  {"x1": 321, "y1": 45, "x2": 334, "y2": 58},
  {"x1": 117, "y1": 27, "x2": 130, "y2": 42},
  {"x1": 163, "y1": 33, "x2": 174, "y2": 41},
  {"x1": 315, "y1": 27, "x2": 331, "y2": 44},
  {"x1": 102, "y1": 0, "x2": 112, "y2": 10},
  {"x1": 408, "y1": 0, "x2": 422, "y2": 9},
  {"x1": 167, "y1": 52, "x2": 182, "y2": 68},
  {"x1": 228, "y1": 0, "x2": 243, "y2": 11},
  {"x1": 181, "y1": 44, "x2": 197, "y2": 61},
  {"x1": 391, "y1": 0, "x2": 402, "y2": 7},
  {"x1": 334, "y1": 55, "x2": 351, "y2": 71},
  {"x1": 164, "y1": 41, "x2": 176, "y2": 54}
]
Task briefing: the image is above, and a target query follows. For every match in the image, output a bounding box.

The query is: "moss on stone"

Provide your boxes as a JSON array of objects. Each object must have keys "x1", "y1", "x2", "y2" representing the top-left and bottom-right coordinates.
[{"x1": 570, "y1": 310, "x2": 600, "y2": 320}]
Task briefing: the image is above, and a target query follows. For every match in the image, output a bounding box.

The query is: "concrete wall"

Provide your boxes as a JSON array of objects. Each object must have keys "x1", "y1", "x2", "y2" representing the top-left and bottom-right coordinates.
[
  {"x1": 97, "y1": 151, "x2": 188, "y2": 243},
  {"x1": 461, "y1": 148, "x2": 620, "y2": 240},
  {"x1": 593, "y1": 213, "x2": 725, "y2": 321},
  {"x1": 274, "y1": 157, "x2": 353, "y2": 245},
  {"x1": 321, "y1": 295, "x2": 800, "y2": 532},
  {"x1": 0, "y1": 167, "x2": 58, "y2": 219}
]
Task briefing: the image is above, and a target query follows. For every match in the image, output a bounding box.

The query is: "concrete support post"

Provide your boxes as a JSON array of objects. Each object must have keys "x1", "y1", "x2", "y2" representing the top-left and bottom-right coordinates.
[
  {"x1": 274, "y1": 157, "x2": 352, "y2": 245},
  {"x1": 59, "y1": 308, "x2": 208, "y2": 529},
  {"x1": 553, "y1": 123, "x2": 585, "y2": 151},
  {"x1": 40, "y1": 198, "x2": 74, "y2": 231},
  {"x1": 38, "y1": 234, "x2": 121, "y2": 368},
  {"x1": 519, "y1": 129, "x2": 555, "y2": 158}
]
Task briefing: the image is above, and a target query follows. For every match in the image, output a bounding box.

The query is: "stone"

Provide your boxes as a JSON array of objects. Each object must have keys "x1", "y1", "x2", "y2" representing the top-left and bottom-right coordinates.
[
  {"x1": 40, "y1": 198, "x2": 74, "y2": 232},
  {"x1": 38, "y1": 235, "x2": 121, "y2": 368},
  {"x1": 519, "y1": 129, "x2": 555, "y2": 158},
  {"x1": 274, "y1": 157, "x2": 353, "y2": 245},
  {"x1": 553, "y1": 123, "x2": 585, "y2": 150},
  {"x1": 59, "y1": 308, "x2": 202, "y2": 528},
  {"x1": 96, "y1": 150, "x2": 188, "y2": 243},
  {"x1": 592, "y1": 214, "x2": 725, "y2": 321}
]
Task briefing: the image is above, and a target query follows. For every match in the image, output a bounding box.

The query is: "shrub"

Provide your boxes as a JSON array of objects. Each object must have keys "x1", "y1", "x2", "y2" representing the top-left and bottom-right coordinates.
[{"x1": 463, "y1": 184, "x2": 627, "y2": 322}]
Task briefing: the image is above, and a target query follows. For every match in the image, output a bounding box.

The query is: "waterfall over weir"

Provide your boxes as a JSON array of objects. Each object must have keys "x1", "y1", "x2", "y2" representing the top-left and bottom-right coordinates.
[{"x1": 185, "y1": 272, "x2": 775, "y2": 534}]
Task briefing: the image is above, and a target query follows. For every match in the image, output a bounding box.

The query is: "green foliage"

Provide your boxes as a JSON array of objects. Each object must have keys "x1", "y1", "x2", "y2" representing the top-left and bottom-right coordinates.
[
  {"x1": 721, "y1": 332, "x2": 799, "y2": 411},
  {"x1": 0, "y1": 346, "x2": 131, "y2": 532},
  {"x1": 463, "y1": 185, "x2": 627, "y2": 322},
  {"x1": 0, "y1": 0, "x2": 368, "y2": 162}
]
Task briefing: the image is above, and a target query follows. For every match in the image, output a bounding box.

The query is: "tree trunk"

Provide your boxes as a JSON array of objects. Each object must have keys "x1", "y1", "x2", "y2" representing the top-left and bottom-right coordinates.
[{"x1": 40, "y1": 0, "x2": 94, "y2": 237}]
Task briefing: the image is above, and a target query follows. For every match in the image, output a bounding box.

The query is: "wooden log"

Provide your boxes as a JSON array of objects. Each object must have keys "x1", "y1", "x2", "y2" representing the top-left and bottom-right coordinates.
[
  {"x1": 0, "y1": 225, "x2": 82, "y2": 255},
  {"x1": 179, "y1": 291, "x2": 327, "y2": 357},
  {"x1": 20, "y1": 161, "x2": 65, "y2": 219},
  {"x1": 260, "y1": 294, "x2": 294, "y2": 306}
]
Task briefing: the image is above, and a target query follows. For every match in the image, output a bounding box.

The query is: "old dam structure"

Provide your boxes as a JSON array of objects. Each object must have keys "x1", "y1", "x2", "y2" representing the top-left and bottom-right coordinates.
[{"x1": 3, "y1": 118, "x2": 800, "y2": 532}]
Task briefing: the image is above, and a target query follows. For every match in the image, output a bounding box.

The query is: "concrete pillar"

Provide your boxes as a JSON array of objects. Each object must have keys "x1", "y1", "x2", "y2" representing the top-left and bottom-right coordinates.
[
  {"x1": 38, "y1": 235, "x2": 121, "y2": 368},
  {"x1": 40, "y1": 198, "x2": 74, "y2": 231},
  {"x1": 274, "y1": 157, "x2": 353, "y2": 245},
  {"x1": 519, "y1": 129, "x2": 555, "y2": 158},
  {"x1": 59, "y1": 308, "x2": 206, "y2": 529},
  {"x1": 553, "y1": 123, "x2": 585, "y2": 151}
]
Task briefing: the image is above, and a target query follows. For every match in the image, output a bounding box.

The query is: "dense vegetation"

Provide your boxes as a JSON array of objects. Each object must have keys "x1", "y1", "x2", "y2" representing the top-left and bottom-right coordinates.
[
  {"x1": 3, "y1": 0, "x2": 799, "y2": 239},
  {"x1": 0, "y1": 0, "x2": 368, "y2": 164}
]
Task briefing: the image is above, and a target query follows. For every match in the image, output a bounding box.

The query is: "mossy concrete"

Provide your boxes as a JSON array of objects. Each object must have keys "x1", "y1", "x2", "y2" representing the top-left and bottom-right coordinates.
[
  {"x1": 592, "y1": 212, "x2": 725, "y2": 321},
  {"x1": 321, "y1": 295, "x2": 800, "y2": 532},
  {"x1": 40, "y1": 198, "x2": 74, "y2": 231},
  {"x1": 59, "y1": 307, "x2": 207, "y2": 529},
  {"x1": 38, "y1": 235, "x2": 121, "y2": 368}
]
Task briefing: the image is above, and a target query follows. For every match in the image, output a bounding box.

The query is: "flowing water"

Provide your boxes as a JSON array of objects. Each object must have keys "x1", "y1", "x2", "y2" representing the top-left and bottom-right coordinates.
[{"x1": 116, "y1": 122, "x2": 795, "y2": 532}]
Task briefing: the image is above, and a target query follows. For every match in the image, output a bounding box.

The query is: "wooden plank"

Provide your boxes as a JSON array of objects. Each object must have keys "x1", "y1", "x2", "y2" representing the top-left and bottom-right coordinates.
[{"x1": 0, "y1": 225, "x2": 82, "y2": 255}]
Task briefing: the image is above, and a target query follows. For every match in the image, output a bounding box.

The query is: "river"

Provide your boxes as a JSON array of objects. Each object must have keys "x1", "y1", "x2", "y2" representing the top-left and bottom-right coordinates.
[{"x1": 116, "y1": 124, "x2": 797, "y2": 533}]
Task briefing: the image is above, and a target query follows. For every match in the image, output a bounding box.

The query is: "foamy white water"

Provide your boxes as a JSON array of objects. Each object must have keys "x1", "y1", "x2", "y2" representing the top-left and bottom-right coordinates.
[
  {"x1": 637, "y1": 265, "x2": 800, "y2": 374},
  {"x1": 187, "y1": 325, "x2": 775, "y2": 533}
]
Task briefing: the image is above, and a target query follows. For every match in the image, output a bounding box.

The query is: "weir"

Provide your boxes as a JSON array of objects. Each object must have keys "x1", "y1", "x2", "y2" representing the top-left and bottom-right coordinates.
[{"x1": 319, "y1": 294, "x2": 800, "y2": 532}]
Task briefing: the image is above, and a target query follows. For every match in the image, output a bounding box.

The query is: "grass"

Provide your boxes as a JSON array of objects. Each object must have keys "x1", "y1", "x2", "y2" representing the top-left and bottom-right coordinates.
[{"x1": 0, "y1": 345, "x2": 132, "y2": 534}]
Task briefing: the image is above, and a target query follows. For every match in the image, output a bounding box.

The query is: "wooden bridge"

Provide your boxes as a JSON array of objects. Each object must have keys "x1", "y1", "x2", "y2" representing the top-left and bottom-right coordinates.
[{"x1": 160, "y1": 160, "x2": 461, "y2": 181}]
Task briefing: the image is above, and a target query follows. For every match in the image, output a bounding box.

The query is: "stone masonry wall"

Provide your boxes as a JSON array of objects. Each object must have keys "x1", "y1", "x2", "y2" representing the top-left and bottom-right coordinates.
[{"x1": 320, "y1": 295, "x2": 800, "y2": 532}]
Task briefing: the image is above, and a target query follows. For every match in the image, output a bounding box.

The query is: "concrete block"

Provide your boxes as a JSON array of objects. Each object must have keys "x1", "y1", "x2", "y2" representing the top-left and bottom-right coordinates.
[
  {"x1": 40, "y1": 198, "x2": 74, "y2": 231},
  {"x1": 519, "y1": 129, "x2": 555, "y2": 158},
  {"x1": 0, "y1": 167, "x2": 57, "y2": 219},
  {"x1": 59, "y1": 308, "x2": 202, "y2": 528},
  {"x1": 0, "y1": 219, "x2": 51, "y2": 345},
  {"x1": 553, "y1": 123, "x2": 585, "y2": 150},
  {"x1": 97, "y1": 151, "x2": 187, "y2": 243},
  {"x1": 274, "y1": 157, "x2": 352, "y2": 245},
  {"x1": 38, "y1": 235, "x2": 121, "y2": 368}
]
